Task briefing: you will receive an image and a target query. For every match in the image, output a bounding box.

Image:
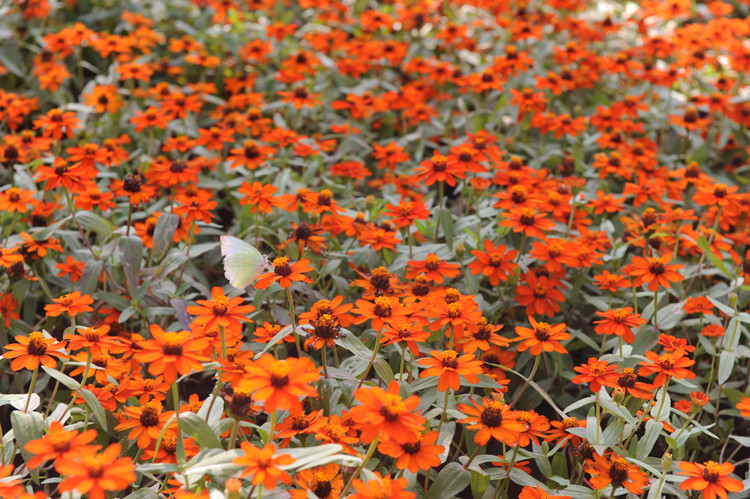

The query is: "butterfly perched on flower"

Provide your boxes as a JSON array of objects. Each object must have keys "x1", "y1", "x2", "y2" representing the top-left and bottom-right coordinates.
[{"x1": 220, "y1": 236, "x2": 268, "y2": 289}]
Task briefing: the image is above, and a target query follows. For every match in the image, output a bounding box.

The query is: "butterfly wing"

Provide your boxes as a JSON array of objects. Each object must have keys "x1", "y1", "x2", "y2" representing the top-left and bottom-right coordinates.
[{"x1": 220, "y1": 235, "x2": 266, "y2": 289}]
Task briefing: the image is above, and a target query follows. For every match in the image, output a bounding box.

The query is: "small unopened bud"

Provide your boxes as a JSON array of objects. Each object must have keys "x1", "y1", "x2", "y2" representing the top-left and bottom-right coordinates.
[
  {"x1": 455, "y1": 243, "x2": 465, "y2": 259},
  {"x1": 365, "y1": 195, "x2": 375, "y2": 210},
  {"x1": 225, "y1": 478, "x2": 242, "y2": 499},
  {"x1": 612, "y1": 386, "x2": 626, "y2": 404},
  {"x1": 662, "y1": 453, "x2": 673, "y2": 471},
  {"x1": 729, "y1": 293, "x2": 738, "y2": 309},
  {"x1": 541, "y1": 441, "x2": 549, "y2": 455}
]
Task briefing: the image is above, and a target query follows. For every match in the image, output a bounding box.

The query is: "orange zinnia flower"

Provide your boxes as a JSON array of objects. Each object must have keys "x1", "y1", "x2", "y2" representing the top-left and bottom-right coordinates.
[
  {"x1": 457, "y1": 397, "x2": 524, "y2": 446},
  {"x1": 593, "y1": 307, "x2": 647, "y2": 343},
  {"x1": 413, "y1": 153, "x2": 466, "y2": 187},
  {"x1": 350, "y1": 471, "x2": 415, "y2": 499},
  {"x1": 378, "y1": 429, "x2": 443, "y2": 473},
  {"x1": 115, "y1": 400, "x2": 174, "y2": 449},
  {"x1": 638, "y1": 350, "x2": 696, "y2": 387},
  {"x1": 233, "y1": 442, "x2": 295, "y2": 490},
  {"x1": 737, "y1": 397, "x2": 750, "y2": 417},
  {"x1": 44, "y1": 291, "x2": 94, "y2": 317},
  {"x1": 615, "y1": 368, "x2": 653, "y2": 400},
  {"x1": 56, "y1": 444, "x2": 136, "y2": 499},
  {"x1": 572, "y1": 358, "x2": 619, "y2": 392},
  {"x1": 519, "y1": 485, "x2": 571, "y2": 499},
  {"x1": 515, "y1": 272, "x2": 565, "y2": 317},
  {"x1": 405, "y1": 253, "x2": 460, "y2": 284},
  {"x1": 186, "y1": 286, "x2": 255, "y2": 336},
  {"x1": 25, "y1": 421, "x2": 98, "y2": 469},
  {"x1": 351, "y1": 296, "x2": 409, "y2": 331},
  {"x1": 134, "y1": 325, "x2": 209, "y2": 383},
  {"x1": 418, "y1": 349, "x2": 484, "y2": 391},
  {"x1": 545, "y1": 417, "x2": 586, "y2": 447},
  {"x1": 627, "y1": 254, "x2": 684, "y2": 291},
  {"x1": 349, "y1": 380, "x2": 425, "y2": 444},
  {"x1": 238, "y1": 354, "x2": 320, "y2": 414},
  {"x1": 468, "y1": 240, "x2": 519, "y2": 286},
  {"x1": 292, "y1": 464, "x2": 343, "y2": 499},
  {"x1": 255, "y1": 256, "x2": 314, "y2": 289},
  {"x1": 585, "y1": 453, "x2": 649, "y2": 495},
  {"x1": 3, "y1": 331, "x2": 66, "y2": 371},
  {"x1": 500, "y1": 207, "x2": 555, "y2": 239},
  {"x1": 513, "y1": 317, "x2": 570, "y2": 356},
  {"x1": 678, "y1": 461, "x2": 744, "y2": 499}
]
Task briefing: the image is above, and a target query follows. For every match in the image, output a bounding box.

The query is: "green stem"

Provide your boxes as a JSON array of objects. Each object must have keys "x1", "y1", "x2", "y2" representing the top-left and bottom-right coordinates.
[
  {"x1": 172, "y1": 382, "x2": 186, "y2": 465},
  {"x1": 437, "y1": 389, "x2": 451, "y2": 436},
  {"x1": 286, "y1": 288, "x2": 302, "y2": 357},
  {"x1": 354, "y1": 329, "x2": 382, "y2": 392},
  {"x1": 228, "y1": 418, "x2": 239, "y2": 450},
  {"x1": 511, "y1": 354, "x2": 540, "y2": 406},
  {"x1": 24, "y1": 368, "x2": 39, "y2": 412}
]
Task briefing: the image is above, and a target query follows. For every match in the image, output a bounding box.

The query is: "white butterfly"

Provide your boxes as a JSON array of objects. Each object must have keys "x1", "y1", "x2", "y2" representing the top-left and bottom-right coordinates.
[{"x1": 220, "y1": 235, "x2": 268, "y2": 289}]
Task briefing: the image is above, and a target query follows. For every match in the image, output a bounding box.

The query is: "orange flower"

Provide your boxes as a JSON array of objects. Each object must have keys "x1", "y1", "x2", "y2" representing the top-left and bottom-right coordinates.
[
  {"x1": 238, "y1": 354, "x2": 320, "y2": 414},
  {"x1": 627, "y1": 254, "x2": 684, "y2": 291},
  {"x1": 405, "y1": 253, "x2": 460, "y2": 284},
  {"x1": 513, "y1": 317, "x2": 570, "y2": 356},
  {"x1": 233, "y1": 442, "x2": 295, "y2": 490},
  {"x1": 468, "y1": 240, "x2": 519, "y2": 286},
  {"x1": 33, "y1": 108, "x2": 81, "y2": 140},
  {"x1": 737, "y1": 397, "x2": 750, "y2": 417},
  {"x1": 0, "y1": 187, "x2": 35, "y2": 213},
  {"x1": 291, "y1": 464, "x2": 342, "y2": 499},
  {"x1": 109, "y1": 173, "x2": 158, "y2": 206},
  {"x1": 515, "y1": 410, "x2": 550, "y2": 447},
  {"x1": 134, "y1": 325, "x2": 209, "y2": 383},
  {"x1": 413, "y1": 153, "x2": 466, "y2": 187},
  {"x1": 593, "y1": 307, "x2": 647, "y2": 343},
  {"x1": 56, "y1": 444, "x2": 136, "y2": 499},
  {"x1": 459, "y1": 317, "x2": 508, "y2": 354},
  {"x1": 44, "y1": 291, "x2": 94, "y2": 317},
  {"x1": 382, "y1": 200, "x2": 430, "y2": 228},
  {"x1": 350, "y1": 471, "x2": 415, "y2": 499},
  {"x1": 352, "y1": 296, "x2": 410, "y2": 331},
  {"x1": 55, "y1": 256, "x2": 86, "y2": 282},
  {"x1": 638, "y1": 350, "x2": 696, "y2": 387},
  {"x1": 186, "y1": 286, "x2": 255, "y2": 336},
  {"x1": 0, "y1": 293, "x2": 20, "y2": 327},
  {"x1": 615, "y1": 368, "x2": 653, "y2": 400},
  {"x1": 572, "y1": 358, "x2": 619, "y2": 392},
  {"x1": 349, "y1": 380, "x2": 425, "y2": 444},
  {"x1": 24, "y1": 421, "x2": 98, "y2": 469},
  {"x1": 683, "y1": 296, "x2": 715, "y2": 315},
  {"x1": 255, "y1": 256, "x2": 314, "y2": 289},
  {"x1": 418, "y1": 349, "x2": 484, "y2": 391},
  {"x1": 500, "y1": 207, "x2": 555, "y2": 239},
  {"x1": 115, "y1": 400, "x2": 175, "y2": 449},
  {"x1": 457, "y1": 397, "x2": 524, "y2": 446},
  {"x1": 514, "y1": 272, "x2": 565, "y2": 317},
  {"x1": 678, "y1": 461, "x2": 744, "y2": 499},
  {"x1": 3, "y1": 331, "x2": 66, "y2": 371},
  {"x1": 519, "y1": 485, "x2": 571, "y2": 499},
  {"x1": 585, "y1": 453, "x2": 649, "y2": 495},
  {"x1": 377, "y1": 429, "x2": 443, "y2": 473},
  {"x1": 546, "y1": 417, "x2": 586, "y2": 447}
]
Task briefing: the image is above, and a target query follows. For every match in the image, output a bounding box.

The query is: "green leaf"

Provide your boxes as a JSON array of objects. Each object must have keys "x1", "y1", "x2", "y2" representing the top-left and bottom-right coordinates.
[
  {"x1": 696, "y1": 235, "x2": 732, "y2": 278},
  {"x1": 75, "y1": 211, "x2": 113, "y2": 235},
  {"x1": 439, "y1": 209, "x2": 454, "y2": 248},
  {"x1": 637, "y1": 419, "x2": 662, "y2": 460},
  {"x1": 183, "y1": 449, "x2": 244, "y2": 479},
  {"x1": 119, "y1": 236, "x2": 143, "y2": 296},
  {"x1": 470, "y1": 469, "x2": 491, "y2": 499},
  {"x1": 41, "y1": 366, "x2": 80, "y2": 391},
  {"x1": 551, "y1": 452, "x2": 568, "y2": 477},
  {"x1": 178, "y1": 412, "x2": 223, "y2": 449},
  {"x1": 718, "y1": 350, "x2": 735, "y2": 385},
  {"x1": 151, "y1": 213, "x2": 180, "y2": 261},
  {"x1": 79, "y1": 259, "x2": 103, "y2": 296},
  {"x1": 427, "y1": 462, "x2": 471, "y2": 499},
  {"x1": 11, "y1": 410, "x2": 43, "y2": 464},
  {"x1": 79, "y1": 389, "x2": 108, "y2": 430},
  {"x1": 373, "y1": 357, "x2": 394, "y2": 384}
]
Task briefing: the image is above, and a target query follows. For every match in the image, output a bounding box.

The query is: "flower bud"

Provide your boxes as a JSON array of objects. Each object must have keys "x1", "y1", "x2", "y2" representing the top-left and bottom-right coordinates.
[
  {"x1": 729, "y1": 293, "x2": 738, "y2": 309},
  {"x1": 662, "y1": 452, "x2": 673, "y2": 471},
  {"x1": 365, "y1": 195, "x2": 375, "y2": 210},
  {"x1": 225, "y1": 478, "x2": 242, "y2": 499},
  {"x1": 612, "y1": 386, "x2": 626, "y2": 404},
  {"x1": 455, "y1": 243, "x2": 465, "y2": 259}
]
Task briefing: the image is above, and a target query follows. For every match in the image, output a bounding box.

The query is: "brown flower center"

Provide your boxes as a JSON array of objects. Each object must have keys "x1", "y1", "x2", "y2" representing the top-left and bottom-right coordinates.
[
  {"x1": 161, "y1": 332, "x2": 184, "y2": 356},
  {"x1": 534, "y1": 323, "x2": 552, "y2": 341},
  {"x1": 269, "y1": 361, "x2": 291, "y2": 388},
  {"x1": 380, "y1": 393, "x2": 406, "y2": 421},
  {"x1": 139, "y1": 402, "x2": 161, "y2": 427},
  {"x1": 27, "y1": 332, "x2": 49, "y2": 356},
  {"x1": 212, "y1": 295, "x2": 229, "y2": 315},
  {"x1": 272, "y1": 257, "x2": 292, "y2": 276},
  {"x1": 480, "y1": 401, "x2": 505, "y2": 427},
  {"x1": 373, "y1": 297, "x2": 392, "y2": 318},
  {"x1": 519, "y1": 208, "x2": 536, "y2": 226},
  {"x1": 441, "y1": 350, "x2": 459, "y2": 369},
  {"x1": 424, "y1": 254, "x2": 440, "y2": 271}
]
